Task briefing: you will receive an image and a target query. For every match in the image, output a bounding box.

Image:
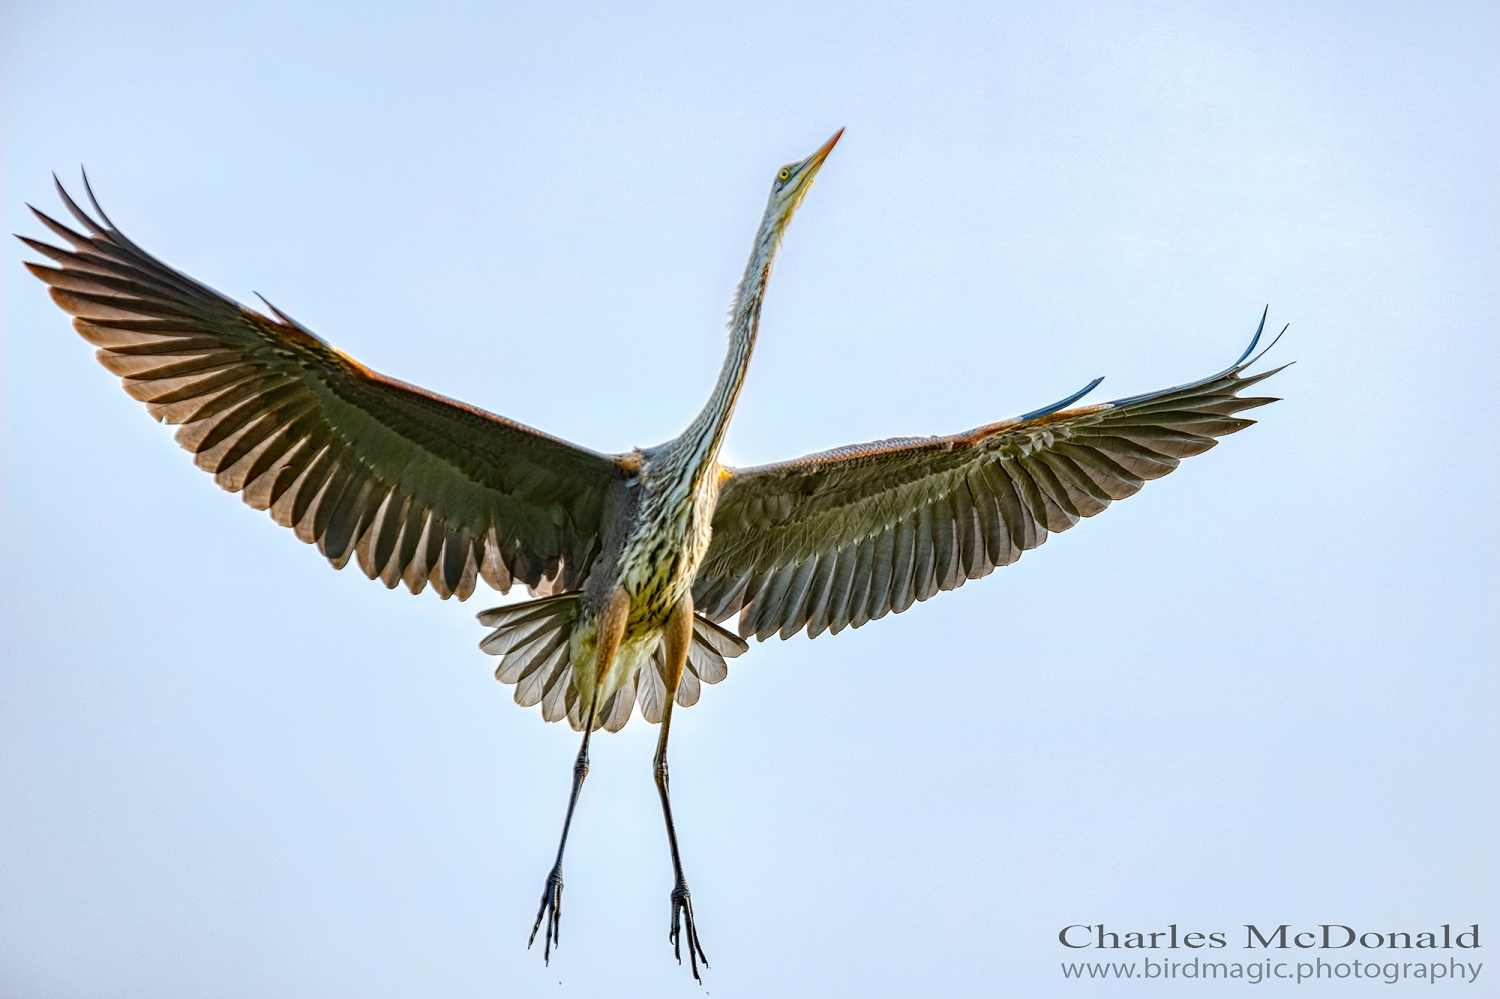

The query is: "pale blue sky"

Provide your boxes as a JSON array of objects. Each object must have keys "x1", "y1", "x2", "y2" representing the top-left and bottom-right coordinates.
[{"x1": 3, "y1": 2, "x2": 1493, "y2": 996}]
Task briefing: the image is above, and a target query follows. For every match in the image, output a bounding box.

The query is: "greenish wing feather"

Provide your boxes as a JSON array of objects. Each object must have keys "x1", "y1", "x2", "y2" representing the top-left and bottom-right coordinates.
[
  {"x1": 22, "y1": 181, "x2": 625, "y2": 599},
  {"x1": 695, "y1": 351, "x2": 1283, "y2": 640}
]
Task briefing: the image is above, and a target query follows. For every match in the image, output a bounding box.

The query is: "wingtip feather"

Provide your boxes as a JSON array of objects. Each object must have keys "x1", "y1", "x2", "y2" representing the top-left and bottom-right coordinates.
[
  {"x1": 79, "y1": 167, "x2": 117, "y2": 230},
  {"x1": 1232, "y1": 305, "x2": 1270, "y2": 368},
  {"x1": 53, "y1": 173, "x2": 104, "y2": 235}
]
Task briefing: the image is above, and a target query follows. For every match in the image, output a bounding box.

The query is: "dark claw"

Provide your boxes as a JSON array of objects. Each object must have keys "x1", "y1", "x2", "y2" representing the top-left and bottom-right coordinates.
[
  {"x1": 669, "y1": 881, "x2": 709, "y2": 982},
  {"x1": 529, "y1": 867, "x2": 564, "y2": 963}
]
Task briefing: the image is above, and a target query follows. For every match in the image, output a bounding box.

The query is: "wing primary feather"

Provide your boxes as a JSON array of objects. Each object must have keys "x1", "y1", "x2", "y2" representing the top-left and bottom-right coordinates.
[
  {"x1": 1226, "y1": 365, "x2": 1289, "y2": 393},
  {"x1": 279, "y1": 443, "x2": 335, "y2": 529},
  {"x1": 1052, "y1": 443, "x2": 1143, "y2": 500},
  {"x1": 187, "y1": 380, "x2": 306, "y2": 454},
  {"x1": 208, "y1": 397, "x2": 318, "y2": 476},
  {"x1": 53, "y1": 174, "x2": 106, "y2": 235},
  {"x1": 1103, "y1": 312, "x2": 1283, "y2": 409},
  {"x1": 259, "y1": 435, "x2": 321, "y2": 513},
  {"x1": 1035, "y1": 451, "x2": 1110, "y2": 517},
  {"x1": 1244, "y1": 327, "x2": 1290, "y2": 371},
  {"x1": 1070, "y1": 434, "x2": 1178, "y2": 480},
  {"x1": 1020, "y1": 458, "x2": 1081, "y2": 531},
  {"x1": 28, "y1": 205, "x2": 94, "y2": 249},
  {"x1": 1232, "y1": 305, "x2": 1269, "y2": 367},
  {"x1": 16, "y1": 234, "x2": 69, "y2": 262},
  {"x1": 212, "y1": 414, "x2": 297, "y2": 490},
  {"x1": 78, "y1": 168, "x2": 119, "y2": 232}
]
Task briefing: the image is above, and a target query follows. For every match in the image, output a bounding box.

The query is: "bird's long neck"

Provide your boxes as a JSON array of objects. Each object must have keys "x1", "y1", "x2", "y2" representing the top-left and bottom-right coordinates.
[{"x1": 663, "y1": 219, "x2": 782, "y2": 487}]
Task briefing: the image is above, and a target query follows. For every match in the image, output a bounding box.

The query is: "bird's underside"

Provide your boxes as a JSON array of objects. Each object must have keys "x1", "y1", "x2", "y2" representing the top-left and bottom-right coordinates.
[{"x1": 23, "y1": 143, "x2": 1282, "y2": 981}]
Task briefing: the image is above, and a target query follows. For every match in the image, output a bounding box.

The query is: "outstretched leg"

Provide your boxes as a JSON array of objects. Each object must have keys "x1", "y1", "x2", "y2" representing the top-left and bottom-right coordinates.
[
  {"x1": 529, "y1": 585, "x2": 630, "y2": 963},
  {"x1": 654, "y1": 593, "x2": 709, "y2": 981}
]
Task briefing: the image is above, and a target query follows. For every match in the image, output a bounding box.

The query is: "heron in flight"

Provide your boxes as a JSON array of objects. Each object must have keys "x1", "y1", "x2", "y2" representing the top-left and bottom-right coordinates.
[{"x1": 21, "y1": 129, "x2": 1282, "y2": 980}]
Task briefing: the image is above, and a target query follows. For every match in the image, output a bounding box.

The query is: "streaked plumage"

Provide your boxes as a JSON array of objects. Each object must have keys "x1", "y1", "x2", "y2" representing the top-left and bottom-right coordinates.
[{"x1": 21, "y1": 130, "x2": 1282, "y2": 979}]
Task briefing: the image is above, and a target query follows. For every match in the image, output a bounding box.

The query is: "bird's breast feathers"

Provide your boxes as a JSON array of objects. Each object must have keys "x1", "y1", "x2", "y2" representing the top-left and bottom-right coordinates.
[{"x1": 616, "y1": 471, "x2": 720, "y2": 632}]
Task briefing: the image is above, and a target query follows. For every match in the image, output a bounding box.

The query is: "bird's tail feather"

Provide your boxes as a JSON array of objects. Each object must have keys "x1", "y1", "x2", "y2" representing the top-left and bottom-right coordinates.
[
  {"x1": 637, "y1": 615, "x2": 749, "y2": 725},
  {"x1": 477, "y1": 595, "x2": 749, "y2": 731},
  {"x1": 479, "y1": 593, "x2": 582, "y2": 725}
]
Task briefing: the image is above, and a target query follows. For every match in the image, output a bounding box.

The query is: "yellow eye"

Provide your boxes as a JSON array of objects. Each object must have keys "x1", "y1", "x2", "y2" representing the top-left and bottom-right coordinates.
[{"x1": 779, "y1": 168, "x2": 790, "y2": 180}]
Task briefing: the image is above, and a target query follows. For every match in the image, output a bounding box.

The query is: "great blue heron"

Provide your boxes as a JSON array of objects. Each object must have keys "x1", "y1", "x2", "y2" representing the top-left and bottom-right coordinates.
[{"x1": 21, "y1": 129, "x2": 1282, "y2": 980}]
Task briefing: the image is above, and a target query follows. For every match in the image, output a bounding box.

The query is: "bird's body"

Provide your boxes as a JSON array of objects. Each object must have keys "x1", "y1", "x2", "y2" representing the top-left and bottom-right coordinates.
[
  {"x1": 565, "y1": 448, "x2": 724, "y2": 726},
  {"x1": 582, "y1": 409, "x2": 728, "y2": 711},
  {"x1": 479, "y1": 133, "x2": 823, "y2": 737},
  {"x1": 21, "y1": 129, "x2": 1283, "y2": 980}
]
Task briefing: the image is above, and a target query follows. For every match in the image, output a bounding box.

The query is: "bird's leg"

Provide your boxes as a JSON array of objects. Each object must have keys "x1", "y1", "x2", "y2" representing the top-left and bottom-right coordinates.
[
  {"x1": 528, "y1": 585, "x2": 630, "y2": 964},
  {"x1": 654, "y1": 593, "x2": 709, "y2": 981}
]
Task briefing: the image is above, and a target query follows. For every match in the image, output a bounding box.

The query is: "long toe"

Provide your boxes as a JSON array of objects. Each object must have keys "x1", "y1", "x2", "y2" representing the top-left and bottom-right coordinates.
[
  {"x1": 669, "y1": 883, "x2": 709, "y2": 982},
  {"x1": 529, "y1": 869, "x2": 565, "y2": 963}
]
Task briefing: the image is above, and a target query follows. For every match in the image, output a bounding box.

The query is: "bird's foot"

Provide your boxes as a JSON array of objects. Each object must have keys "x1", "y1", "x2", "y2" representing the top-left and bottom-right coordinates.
[
  {"x1": 669, "y1": 880, "x2": 709, "y2": 982},
  {"x1": 528, "y1": 866, "x2": 564, "y2": 963}
]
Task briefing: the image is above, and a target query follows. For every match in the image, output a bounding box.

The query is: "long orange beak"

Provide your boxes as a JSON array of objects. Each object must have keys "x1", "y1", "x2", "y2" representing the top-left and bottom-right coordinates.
[{"x1": 806, "y1": 128, "x2": 844, "y2": 170}]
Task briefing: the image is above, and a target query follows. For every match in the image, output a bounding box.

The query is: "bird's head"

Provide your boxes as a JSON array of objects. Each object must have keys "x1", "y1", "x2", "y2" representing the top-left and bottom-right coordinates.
[{"x1": 761, "y1": 128, "x2": 843, "y2": 241}]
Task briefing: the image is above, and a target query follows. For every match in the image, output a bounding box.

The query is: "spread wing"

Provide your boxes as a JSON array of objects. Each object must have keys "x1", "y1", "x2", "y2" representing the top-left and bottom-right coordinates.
[
  {"x1": 695, "y1": 315, "x2": 1285, "y2": 639},
  {"x1": 21, "y1": 177, "x2": 627, "y2": 599}
]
